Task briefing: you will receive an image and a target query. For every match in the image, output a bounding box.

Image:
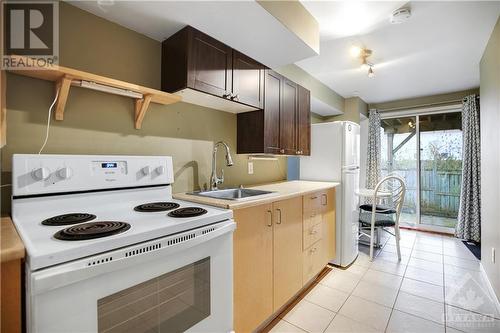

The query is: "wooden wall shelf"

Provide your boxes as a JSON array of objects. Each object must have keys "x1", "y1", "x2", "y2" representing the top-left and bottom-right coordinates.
[{"x1": 8, "y1": 56, "x2": 182, "y2": 129}]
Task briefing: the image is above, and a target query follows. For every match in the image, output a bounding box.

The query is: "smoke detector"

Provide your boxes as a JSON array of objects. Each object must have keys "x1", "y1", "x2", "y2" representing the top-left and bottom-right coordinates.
[{"x1": 390, "y1": 8, "x2": 411, "y2": 24}]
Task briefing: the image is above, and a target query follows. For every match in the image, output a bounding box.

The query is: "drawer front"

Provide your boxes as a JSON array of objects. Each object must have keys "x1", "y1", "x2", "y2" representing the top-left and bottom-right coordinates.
[
  {"x1": 303, "y1": 210, "x2": 322, "y2": 230},
  {"x1": 302, "y1": 240, "x2": 323, "y2": 283},
  {"x1": 303, "y1": 222, "x2": 323, "y2": 250},
  {"x1": 303, "y1": 190, "x2": 328, "y2": 214}
]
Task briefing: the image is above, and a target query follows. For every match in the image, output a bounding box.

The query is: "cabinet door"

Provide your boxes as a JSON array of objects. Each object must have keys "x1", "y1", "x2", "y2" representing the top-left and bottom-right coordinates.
[
  {"x1": 233, "y1": 204, "x2": 274, "y2": 333},
  {"x1": 296, "y1": 85, "x2": 311, "y2": 156},
  {"x1": 280, "y1": 78, "x2": 298, "y2": 155},
  {"x1": 263, "y1": 70, "x2": 282, "y2": 154},
  {"x1": 188, "y1": 29, "x2": 232, "y2": 98},
  {"x1": 232, "y1": 50, "x2": 265, "y2": 109},
  {"x1": 273, "y1": 196, "x2": 303, "y2": 311},
  {"x1": 303, "y1": 240, "x2": 324, "y2": 283},
  {"x1": 322, "y1": 188, "x2": 336, "y2": 262}
]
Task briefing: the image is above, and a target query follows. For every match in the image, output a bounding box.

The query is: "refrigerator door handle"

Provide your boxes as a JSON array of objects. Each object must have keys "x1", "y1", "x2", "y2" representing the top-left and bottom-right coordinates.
[{"x1": 342, "y1": 166, "x2": 360, "y2": 171}]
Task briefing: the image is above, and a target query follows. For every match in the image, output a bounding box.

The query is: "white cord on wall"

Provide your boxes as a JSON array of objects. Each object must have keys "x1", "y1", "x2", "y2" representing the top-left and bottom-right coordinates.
[{"x1": 38, "y1": 88, "x2": 60, "y2": 154}]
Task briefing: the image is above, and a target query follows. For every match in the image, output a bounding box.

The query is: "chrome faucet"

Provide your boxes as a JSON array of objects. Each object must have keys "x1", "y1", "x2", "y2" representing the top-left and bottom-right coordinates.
[{"x1": 210, "y1": 141, "x2": 234, "y2": 191}]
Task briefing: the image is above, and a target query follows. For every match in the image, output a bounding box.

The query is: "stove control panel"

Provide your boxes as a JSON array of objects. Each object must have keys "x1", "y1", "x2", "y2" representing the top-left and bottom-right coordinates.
[{"x1": 13, "y1": 154, "x2": 174, "y2": 196}]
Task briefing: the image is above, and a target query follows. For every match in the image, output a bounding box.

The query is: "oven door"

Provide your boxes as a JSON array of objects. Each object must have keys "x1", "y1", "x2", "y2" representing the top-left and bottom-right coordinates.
[{"x1": 27, "y1": 221, "x2": 235, "y2": 333}]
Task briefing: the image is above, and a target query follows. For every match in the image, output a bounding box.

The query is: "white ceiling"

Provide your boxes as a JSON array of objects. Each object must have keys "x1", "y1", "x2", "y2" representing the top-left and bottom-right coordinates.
[
  {"x1": 68, "y1": 1, "x2": 318, "y2": 68},
  {"x1": 298, "y1": 1, "x2": 500, "y2": 104}
]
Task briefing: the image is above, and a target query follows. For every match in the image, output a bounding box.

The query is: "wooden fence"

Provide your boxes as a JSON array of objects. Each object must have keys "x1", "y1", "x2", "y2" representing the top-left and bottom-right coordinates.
[{"x1": 382, "y1": 168, "x2": 461, "y2": 218}]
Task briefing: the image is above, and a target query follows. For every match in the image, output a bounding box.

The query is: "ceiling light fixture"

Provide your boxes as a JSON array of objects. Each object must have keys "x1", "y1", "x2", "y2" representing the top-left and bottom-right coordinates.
[
  {"x1": 350, "y1": 46, "x2": 376, "y2": 78},
  {"x1": 367, "y1": 66, "x2": 375, "y2": 78},
  {"x1": 350, "y1": 45, "x2": 362, "y2": 57}
]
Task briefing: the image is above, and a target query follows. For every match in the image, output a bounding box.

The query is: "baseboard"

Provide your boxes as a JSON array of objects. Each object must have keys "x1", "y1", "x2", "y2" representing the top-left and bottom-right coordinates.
[{"x1": 479, "y1": 263, "x2": 500, "y2": 315}]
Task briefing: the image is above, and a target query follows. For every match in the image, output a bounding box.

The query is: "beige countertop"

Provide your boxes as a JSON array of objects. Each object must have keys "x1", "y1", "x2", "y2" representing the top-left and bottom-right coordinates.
[
  {"x1": 1, "y1": 216, "x2": 25, "y2": 263},
  {"x1": 173, "y1": 180, "x2": 340, "y2": 210}
]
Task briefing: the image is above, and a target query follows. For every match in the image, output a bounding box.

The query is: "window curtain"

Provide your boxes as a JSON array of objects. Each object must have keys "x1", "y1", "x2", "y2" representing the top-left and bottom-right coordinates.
[
  {"x1": 366, "y1": 109, "x2": 381, "y2": 189},
  {"x1": 456, "y1": 95, "x2": 481, "y2": 242}
]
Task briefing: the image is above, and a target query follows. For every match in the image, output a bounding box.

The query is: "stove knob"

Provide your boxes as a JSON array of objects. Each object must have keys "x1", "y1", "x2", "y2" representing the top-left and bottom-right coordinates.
[
  {"x1": 155, "y1": 166, "x2": 165, "y2": 175},
  {"x1": 57, "y1": 167, "x2": 72, "y2": 180},
  {"x1": 141, "y1": 166, "x2": 151, "y2": 176},
  {"x1": 32, "y1": 167, "x2": 51, "y2": 181}
]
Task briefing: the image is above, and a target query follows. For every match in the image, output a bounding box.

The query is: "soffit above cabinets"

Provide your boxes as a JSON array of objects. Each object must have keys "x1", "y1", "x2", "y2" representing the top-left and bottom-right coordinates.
[
  {"x1": 68, "y1": 1, "x2": 319, "y2": 68},
  {"x1": 311, "y1": 96, "x2": 342, "y2": 117}
]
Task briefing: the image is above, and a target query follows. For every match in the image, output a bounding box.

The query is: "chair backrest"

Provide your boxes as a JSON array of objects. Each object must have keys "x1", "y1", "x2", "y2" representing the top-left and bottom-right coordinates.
[{"x1": 373, "y1": 175, "x2": 406, "y2": 219}]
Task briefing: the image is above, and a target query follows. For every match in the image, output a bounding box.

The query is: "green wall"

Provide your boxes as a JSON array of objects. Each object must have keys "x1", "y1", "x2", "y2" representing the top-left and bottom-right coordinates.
[
  {"x1": 479, "y1": 17, "x2": 500, "y2": 300},
  {"x1": 1, "y1": 3, "x2": 287, "y2": 213},
  {"x1": 323, "y1": 97, "x2": 367, "y2": 124}
]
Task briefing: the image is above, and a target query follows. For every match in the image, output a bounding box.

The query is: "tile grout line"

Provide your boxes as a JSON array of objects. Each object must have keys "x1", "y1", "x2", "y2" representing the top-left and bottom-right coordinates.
[
  {"x1": 280, "y1": 318, "x2": 309, "y2": 333},
  {"x1": 383, "y1": 232, "x2": 417, "y2": 333},
  {"x1": 317, "y1": 239, "x2": 388, "y2": 333},
  {"x1": 320, "y1": 261, "x2": 372, "y2": 333},
  {"x1": 442, "y1": 235, "x2": 448, "y2": 332}
]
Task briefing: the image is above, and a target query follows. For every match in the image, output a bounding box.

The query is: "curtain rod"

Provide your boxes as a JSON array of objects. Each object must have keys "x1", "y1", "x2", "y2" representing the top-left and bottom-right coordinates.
[{"x1": 377, "y1": 95, "x2": 479, "y2": 113}]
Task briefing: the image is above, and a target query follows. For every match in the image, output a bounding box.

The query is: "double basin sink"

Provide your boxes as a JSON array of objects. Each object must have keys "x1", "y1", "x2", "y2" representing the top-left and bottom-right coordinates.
[{"x1": 188, "y1": 188, "x2": 274, "y2": 201}]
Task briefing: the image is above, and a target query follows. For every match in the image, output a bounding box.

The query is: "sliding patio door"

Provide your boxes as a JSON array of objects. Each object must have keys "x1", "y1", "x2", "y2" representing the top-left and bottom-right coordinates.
[
  {"x1": 419, "y1": 112, "x2": 462, "y2": 230},
  {"x1": 380, "y1": 110, "x2": 462, "y2": 233},
  {"x1": 381, "y1": 116, "x2": 418, "y2": 226}
]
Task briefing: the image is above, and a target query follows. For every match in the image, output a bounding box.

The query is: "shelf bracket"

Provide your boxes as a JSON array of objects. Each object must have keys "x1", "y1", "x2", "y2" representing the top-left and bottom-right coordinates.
[
  {"x1": 54, "y1": 76, "x2": 72, "y2": 121},
  {"x1": 134, "y1": 94, "x2": 152, "y2": 129}
]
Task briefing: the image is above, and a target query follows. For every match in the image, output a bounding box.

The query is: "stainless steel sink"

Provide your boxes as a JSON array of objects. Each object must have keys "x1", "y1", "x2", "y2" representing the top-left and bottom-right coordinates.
[{"x1": 188, "y1": 188, "x2": 275, "y2": 200}]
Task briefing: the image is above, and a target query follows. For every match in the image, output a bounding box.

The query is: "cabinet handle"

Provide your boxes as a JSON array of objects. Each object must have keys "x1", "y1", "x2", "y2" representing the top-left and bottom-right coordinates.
[
  {"x1": 310, "y1": 230, "x2": 318, "y2": 235},
  {"x1": 310, "y1": 196, "x2": 318, "y2": 200},
  {"x1": 267, "y1": 210, "x2": 273, "y2": 227},
  {"x1": 322, "y1": 193, "x2": 327, "y2": 205},
  {"x1": 276, "y1": 208, "x2": 282, "y2": 224},
  {"x1": 311, "y1": 247, "x2": 317, "y2": 253},
  {"x1": 280, "y1": 149, "x2": 285, "y2": 154}
]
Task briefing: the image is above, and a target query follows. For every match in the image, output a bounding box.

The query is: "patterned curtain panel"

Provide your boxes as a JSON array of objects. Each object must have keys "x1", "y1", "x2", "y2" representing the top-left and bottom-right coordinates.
[
  {"x1": 366, "y1": 109, "x2": 381, "y2": 189},
  {"x1": 456, "y1": 95, "x2": 481, "y2": 242}
]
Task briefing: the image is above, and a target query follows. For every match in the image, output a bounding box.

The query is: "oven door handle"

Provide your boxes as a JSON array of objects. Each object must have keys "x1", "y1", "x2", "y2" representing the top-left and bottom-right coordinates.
[{"x1": 30, "y1": 221, "x2": 236, "y2": 295}]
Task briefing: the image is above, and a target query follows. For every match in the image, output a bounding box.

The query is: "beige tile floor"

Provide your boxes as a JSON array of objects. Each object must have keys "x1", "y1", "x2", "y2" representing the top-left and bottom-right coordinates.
[{"x1": 270, "y1": 229, "x2": 500, "y2": 333}]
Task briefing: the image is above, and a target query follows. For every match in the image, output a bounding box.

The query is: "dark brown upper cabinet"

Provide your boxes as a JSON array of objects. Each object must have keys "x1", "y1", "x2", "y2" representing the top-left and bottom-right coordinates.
[
  {"x1": 162, "y1": 26, "x2": 265, "y2": 113},
  {"x1": 280, "y1": 78, "x2": 298, "y2": 155},
  {"x1": 189, "y1": 28, "x2": 232, "y2": 98},
  {"x1": 237, "y1": 70, "x2": 311, "y2": 156},
  {"x1": 296, "y1": 85, "x2": 311, "y2": 156},
  {"x1": 232, "y1": 50, "x2": 265, "y2": 109}
]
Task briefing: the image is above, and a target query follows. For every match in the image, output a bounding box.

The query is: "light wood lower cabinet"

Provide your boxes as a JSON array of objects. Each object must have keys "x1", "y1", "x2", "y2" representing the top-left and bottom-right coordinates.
[
  {"x1": 302, "y1": 188, "x2": 336, "y2": 284},
  {"x1": 233, "y1": 204, "x2": 274, "y2": 333},
  {"x1": 233, "y1": 189, "x2": 335, "y2": 332},
  {"x1": 322, "y1": 188, "x2": 336, "y2": 262},
  {"x1": 272, "y1": 197, "x2": 303, "y2": 311}
]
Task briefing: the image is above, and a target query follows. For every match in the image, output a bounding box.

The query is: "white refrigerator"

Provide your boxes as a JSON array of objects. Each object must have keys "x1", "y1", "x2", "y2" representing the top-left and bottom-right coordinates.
[{"x1": 300, "y1": 121, "x2": 360, "y2": 267}]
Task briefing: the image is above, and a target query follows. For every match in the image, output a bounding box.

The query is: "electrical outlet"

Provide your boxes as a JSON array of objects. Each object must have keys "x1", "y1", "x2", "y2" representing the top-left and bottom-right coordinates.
[
  {"x1": 248, "y1": 161, "x2": 254, "y2": 175},
  {"x1": 492, "y1": 248, "x2": 496, "y2": 264}
]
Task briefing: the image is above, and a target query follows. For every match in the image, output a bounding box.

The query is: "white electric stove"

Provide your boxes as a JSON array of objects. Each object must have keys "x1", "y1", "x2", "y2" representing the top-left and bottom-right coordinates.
[{"x1": 11, "y1": 154, "x2": 236, "y2": 333}]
